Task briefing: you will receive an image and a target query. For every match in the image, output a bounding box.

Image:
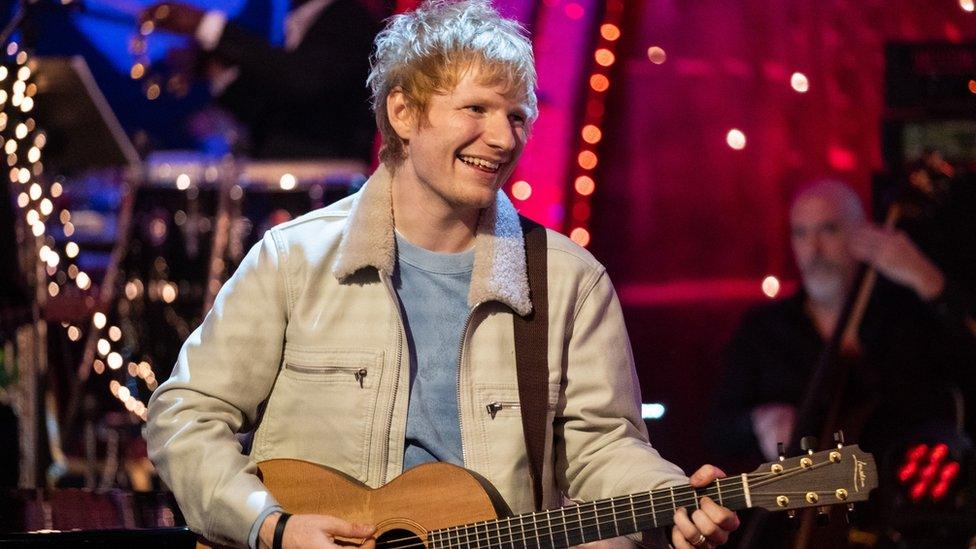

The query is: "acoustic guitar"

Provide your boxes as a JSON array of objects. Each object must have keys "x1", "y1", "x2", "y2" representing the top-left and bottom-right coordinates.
[{"x1": 202, "y1": 444, "x2": 877, "y2": 548}]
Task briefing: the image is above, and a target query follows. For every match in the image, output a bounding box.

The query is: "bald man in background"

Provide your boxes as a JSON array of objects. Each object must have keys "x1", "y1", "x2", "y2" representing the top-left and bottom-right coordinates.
[{"x1": 706, "y1": 180, "x2": 976, "y2": 547}]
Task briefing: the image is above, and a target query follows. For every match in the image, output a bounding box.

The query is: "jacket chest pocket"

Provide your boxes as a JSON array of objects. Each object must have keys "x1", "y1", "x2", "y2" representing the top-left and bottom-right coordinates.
[
  {"x1": 254, "y1": 347, "x2": 385, "y2": 482},
  {"x1": 284, "y1": 363, "x2": 370, "y2": 388}
]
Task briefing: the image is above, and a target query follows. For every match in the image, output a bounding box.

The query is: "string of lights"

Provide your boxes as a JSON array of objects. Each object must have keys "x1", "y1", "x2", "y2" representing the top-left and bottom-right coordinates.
[
  {"x1": 2, "y1": 40, "x2": 159, "y2": 422},
  {"x1": 566, "y1": 0, "x2": 624, "y2": 248}
]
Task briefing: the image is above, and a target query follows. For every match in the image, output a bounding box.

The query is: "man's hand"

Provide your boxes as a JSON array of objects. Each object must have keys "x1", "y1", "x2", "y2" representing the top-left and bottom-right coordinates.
[
  {"x1": 849, "y1": 224, "x2": 945, "y2": 300},
  {"x1": 671, "y1": 465, "x2": 739, "y2": 548},
  {"x1": 258, "y1": 512, "x2": 376, "y2": 549},
  {"x1": 750, "y1": 403, "x2": 795, "y2": 462},
  {"x1": 139, "y1": 2, "x2": 205, "y2": 36}
]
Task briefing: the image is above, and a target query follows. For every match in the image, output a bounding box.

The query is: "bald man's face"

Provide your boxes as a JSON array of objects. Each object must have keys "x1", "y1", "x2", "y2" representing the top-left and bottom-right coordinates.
[{"x1": 790, "y1": 195, "x2": 859, "y2": 305}]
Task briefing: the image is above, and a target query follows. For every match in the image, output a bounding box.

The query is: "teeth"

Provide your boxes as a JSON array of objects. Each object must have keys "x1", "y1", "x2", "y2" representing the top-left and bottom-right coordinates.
[{"x1": 459, "y1": 155, "x2": 500, "y2": 171}]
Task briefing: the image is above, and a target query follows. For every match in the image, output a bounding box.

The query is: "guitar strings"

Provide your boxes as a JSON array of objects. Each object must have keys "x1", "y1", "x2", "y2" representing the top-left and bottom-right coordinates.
[
  {"x1": 381, "y1": 462, "x2": 831, "y2": 548},
  {"x1": 373, "y1": 459, "x2": 846, "y2": 549}
]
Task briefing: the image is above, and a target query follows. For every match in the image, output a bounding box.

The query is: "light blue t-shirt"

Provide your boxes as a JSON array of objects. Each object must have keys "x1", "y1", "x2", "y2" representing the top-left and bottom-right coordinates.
[{"x1": 394, "y1": 231, "x2": 473, "y2": 470}]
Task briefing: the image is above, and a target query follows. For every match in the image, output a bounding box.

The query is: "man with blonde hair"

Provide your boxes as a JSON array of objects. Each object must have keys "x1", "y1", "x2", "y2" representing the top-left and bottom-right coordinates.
[{"x1": 147, "y1": 2, "x2": 738, "y2": 548}]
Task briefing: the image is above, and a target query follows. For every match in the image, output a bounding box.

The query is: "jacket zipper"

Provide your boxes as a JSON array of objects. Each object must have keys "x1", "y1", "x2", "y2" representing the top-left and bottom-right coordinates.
[
  {"x1": 485, "y1": 400, "x2": 521, "y2": 419},
  {"x1": 380, "y1": 273, "x2": 405, "y2": 484},
  {"x1": 456, "y1": 303, "x2": 483, "y2": 467},
  {"x1": 284, "y1": 364, "x2": 368, "y2": 388}
]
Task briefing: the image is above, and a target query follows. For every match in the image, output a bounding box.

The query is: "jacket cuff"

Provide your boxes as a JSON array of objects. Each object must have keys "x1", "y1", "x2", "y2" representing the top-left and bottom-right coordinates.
[{"x1": 248, "y1": 504, "x2": 284, "y2": 549}]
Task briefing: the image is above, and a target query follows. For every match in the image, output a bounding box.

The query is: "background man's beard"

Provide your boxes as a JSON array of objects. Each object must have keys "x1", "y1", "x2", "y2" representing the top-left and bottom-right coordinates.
[{"x1": 801, "y1": 261, "x2": 848, "y2": 304}]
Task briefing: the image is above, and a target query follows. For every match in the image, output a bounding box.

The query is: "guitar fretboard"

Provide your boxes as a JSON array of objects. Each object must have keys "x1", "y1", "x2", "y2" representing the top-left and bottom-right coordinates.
[{"x1": 426, "y1": 476, "x2": 749, "y2": 549}]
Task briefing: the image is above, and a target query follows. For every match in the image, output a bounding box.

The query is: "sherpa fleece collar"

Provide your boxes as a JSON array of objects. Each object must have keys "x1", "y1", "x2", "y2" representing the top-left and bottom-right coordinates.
[{"x1": 332, "y1": 165, "x2": 533, "y2": 317}]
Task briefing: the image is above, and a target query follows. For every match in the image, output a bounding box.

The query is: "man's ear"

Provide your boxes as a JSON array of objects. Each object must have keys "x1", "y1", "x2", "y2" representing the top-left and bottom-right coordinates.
[{"x1": 387, "y1": 88, "x2": 415, "y2": 141}]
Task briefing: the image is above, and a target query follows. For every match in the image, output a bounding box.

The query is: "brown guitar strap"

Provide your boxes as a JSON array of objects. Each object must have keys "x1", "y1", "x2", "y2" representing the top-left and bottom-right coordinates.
[{"x1": 514, "y1": 215, "x2": 548, "y2": 512}]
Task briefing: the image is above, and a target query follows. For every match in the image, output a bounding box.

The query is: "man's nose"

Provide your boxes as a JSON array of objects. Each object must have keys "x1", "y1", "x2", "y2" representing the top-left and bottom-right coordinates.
[{"x1": 483, "y1": 113, "x2": 517, "y2": 153}]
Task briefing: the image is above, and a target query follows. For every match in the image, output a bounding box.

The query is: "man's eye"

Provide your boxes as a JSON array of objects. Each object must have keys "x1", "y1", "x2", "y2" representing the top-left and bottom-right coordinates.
[
  {"x1": 466, "y1": 105, "x2": 486, "y2": 114},
  {"x1": 510, "y1": 114, "x2": 526, "y2": 125}
]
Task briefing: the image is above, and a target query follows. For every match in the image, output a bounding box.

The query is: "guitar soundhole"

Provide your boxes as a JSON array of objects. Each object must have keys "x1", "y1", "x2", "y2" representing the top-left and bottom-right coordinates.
[{"x1": 376, "y1": 528, "x2": 424, "y2": 549}]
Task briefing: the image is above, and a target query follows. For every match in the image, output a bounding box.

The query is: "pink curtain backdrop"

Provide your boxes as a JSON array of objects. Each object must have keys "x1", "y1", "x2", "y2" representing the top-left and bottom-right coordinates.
[{"x1": 586, "y1": 0, "x2": 976, "y2": 467}]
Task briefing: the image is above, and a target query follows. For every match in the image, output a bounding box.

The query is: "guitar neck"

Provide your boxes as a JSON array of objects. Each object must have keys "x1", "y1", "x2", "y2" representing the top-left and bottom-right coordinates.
[{"x1": 427, "y1": 476, "x2": 750, "y2": 548}]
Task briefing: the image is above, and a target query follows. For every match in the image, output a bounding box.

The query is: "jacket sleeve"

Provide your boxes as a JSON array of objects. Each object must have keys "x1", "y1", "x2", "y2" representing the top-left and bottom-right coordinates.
[
  {"x1": 145, "y1": 231, "x2": 289, "y2": 547},
  {"x1": 553, "y1": 269, "x2": 687, "y2": 504}
]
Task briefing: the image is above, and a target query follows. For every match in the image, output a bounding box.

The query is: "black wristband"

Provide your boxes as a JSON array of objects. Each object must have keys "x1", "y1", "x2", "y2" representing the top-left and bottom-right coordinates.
[{"x1": 272, "y1": 512, "x2": 291, "y2": 549}]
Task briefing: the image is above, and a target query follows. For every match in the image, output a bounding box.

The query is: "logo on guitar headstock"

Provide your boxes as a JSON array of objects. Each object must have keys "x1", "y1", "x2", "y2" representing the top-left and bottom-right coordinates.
[{"x1": 854, "y1": 455, "x2": 868, "y2": 492}]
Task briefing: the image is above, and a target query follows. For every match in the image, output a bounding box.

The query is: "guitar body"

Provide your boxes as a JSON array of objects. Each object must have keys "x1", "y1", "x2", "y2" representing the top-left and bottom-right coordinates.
[{"x1": 199, "y1": 460, "x2": 510, "y2": 548}]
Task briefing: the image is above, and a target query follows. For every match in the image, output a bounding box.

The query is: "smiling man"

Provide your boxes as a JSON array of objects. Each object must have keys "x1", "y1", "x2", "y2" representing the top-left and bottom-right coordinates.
[{"x1": 146, "y1": 2, "x2": 738, "y2": 549}]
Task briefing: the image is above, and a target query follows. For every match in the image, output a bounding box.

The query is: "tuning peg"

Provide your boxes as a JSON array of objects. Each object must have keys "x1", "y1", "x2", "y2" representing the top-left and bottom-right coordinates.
[
  {"x1": 833, "y1": 430, "x2": 845, "y2": 448},
  {"x1": 816, "y1": 506, "x2": 830, "y2": 527},
  {"x1": 777, "y1": 442, "x2": 786, "y2": 461},
  {"x1": 845, "y1": 503, "x2": 857, "y2": 525},
  {"x1": 800, "y1": 436, "x2": 818, "y2": 454}
]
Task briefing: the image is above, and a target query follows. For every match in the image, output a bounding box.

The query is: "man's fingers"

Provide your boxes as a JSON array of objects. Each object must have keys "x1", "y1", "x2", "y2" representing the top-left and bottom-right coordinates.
[
  {"x1": 691, "y1": 509, "x2": 727, "y2": 545},
  {"x1": 700, "y1": 496, "x2": 740, "y2": 531},
  {"x1": 319, "y1": 515, "x2": 376, "y2": 539},
  {"x1": 671, "y1": 507, "x2": 702, "y2": 549},
  {"x1": 689, "y1": 464, "x2": 727, "y2": 486}
]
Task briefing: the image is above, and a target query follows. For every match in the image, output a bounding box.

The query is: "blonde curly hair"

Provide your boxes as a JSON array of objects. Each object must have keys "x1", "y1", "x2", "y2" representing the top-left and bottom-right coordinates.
[{"x1": 367, "y1": 0, "x2": 538, "y2": 169}]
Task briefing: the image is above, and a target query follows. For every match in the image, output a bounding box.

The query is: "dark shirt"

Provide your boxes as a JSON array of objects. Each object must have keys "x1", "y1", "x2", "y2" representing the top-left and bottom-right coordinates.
[
  {"x1": 707, "y1": 282, "x2": 976, "y2": 472},
  {"x1": 706, "y1": 282, "x2": 976, "y2": 548}
]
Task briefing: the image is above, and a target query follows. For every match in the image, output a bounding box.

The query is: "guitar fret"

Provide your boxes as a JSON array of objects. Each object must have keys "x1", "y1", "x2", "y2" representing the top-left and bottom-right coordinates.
[
  {"x1": 650, "y1": 491, "x2": 657, "y2": 527},
  {"x1": 519, "y1": 514, "x2": 527, "y2": 549},
  {"x1": 560, "y1": 507, "x2": 570, "y2": 548},
  {"x1": 610, "y1": 497, "x2": 619, "y2": 537},
  {"x1": 592, "y1": 501, "x2": 602, "y2": 540},
  {"x1": 541, "y1": 510, "x2": 550, "y2": 548},
  {"x1": 692, "y1": 487, "x2": 700, "y2": 510},
  {"x1": 629, "y1": 494, "x2": 639, "y2": 532},
  {"x1": 578, "y1": 503, "x2": 590, "y2": 544},
  {"x1": 716, "y1": 478, "x2": 723, "y2": 506},
  {"x1": 669, "y1": 486, "x2": 677, "y2": 515}
]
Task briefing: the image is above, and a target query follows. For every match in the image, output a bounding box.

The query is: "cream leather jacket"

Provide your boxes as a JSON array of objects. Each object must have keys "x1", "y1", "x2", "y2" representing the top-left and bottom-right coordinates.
[{"x1": 145, "y1": 166, "x2": 686, "y2": 547}]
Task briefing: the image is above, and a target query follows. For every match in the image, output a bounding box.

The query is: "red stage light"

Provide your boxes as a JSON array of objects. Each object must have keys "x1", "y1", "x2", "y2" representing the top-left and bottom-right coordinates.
[
  {"x1": 940, "y1": 461, "x2": 960, "y2": 482},
  {"x1": 907, "y1": 444, "x2": 928, "y2": 463},
  {"x1": 910, "y1": 481, "x2": 927, "y2": 502},
  {"x1": 929, "y1": 443, "x2": 949, "y2": 463},
  {"x1": 573, "y1": 201, "x2": 591, "y2": 221},
  {"x1": 898, "y1": 462, "x2": 918, "y2": 484}
]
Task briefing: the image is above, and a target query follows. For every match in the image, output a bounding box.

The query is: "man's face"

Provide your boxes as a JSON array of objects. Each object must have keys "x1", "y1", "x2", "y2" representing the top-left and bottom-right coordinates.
[
  {"x1": 396, "y1": 67, "x2": 529, "y2": 212},
  {"x1": 790, "y1": 195, "x2": 859, "y2": 304}
]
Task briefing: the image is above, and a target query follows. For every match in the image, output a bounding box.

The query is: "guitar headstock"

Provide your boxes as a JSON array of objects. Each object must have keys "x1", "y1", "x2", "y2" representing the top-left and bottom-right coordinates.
[{"x1": 745, "y1": 444, "x2": 877, "y2": 512}]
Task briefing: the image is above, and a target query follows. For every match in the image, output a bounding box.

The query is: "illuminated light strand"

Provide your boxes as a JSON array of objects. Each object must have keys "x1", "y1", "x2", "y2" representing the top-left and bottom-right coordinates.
[
  {"x1": 2, "y1": 46, "x2": 154, "y2": 421},
  {"x1": 567, "y1": 0, "x2": 625, "y2": 248}
]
